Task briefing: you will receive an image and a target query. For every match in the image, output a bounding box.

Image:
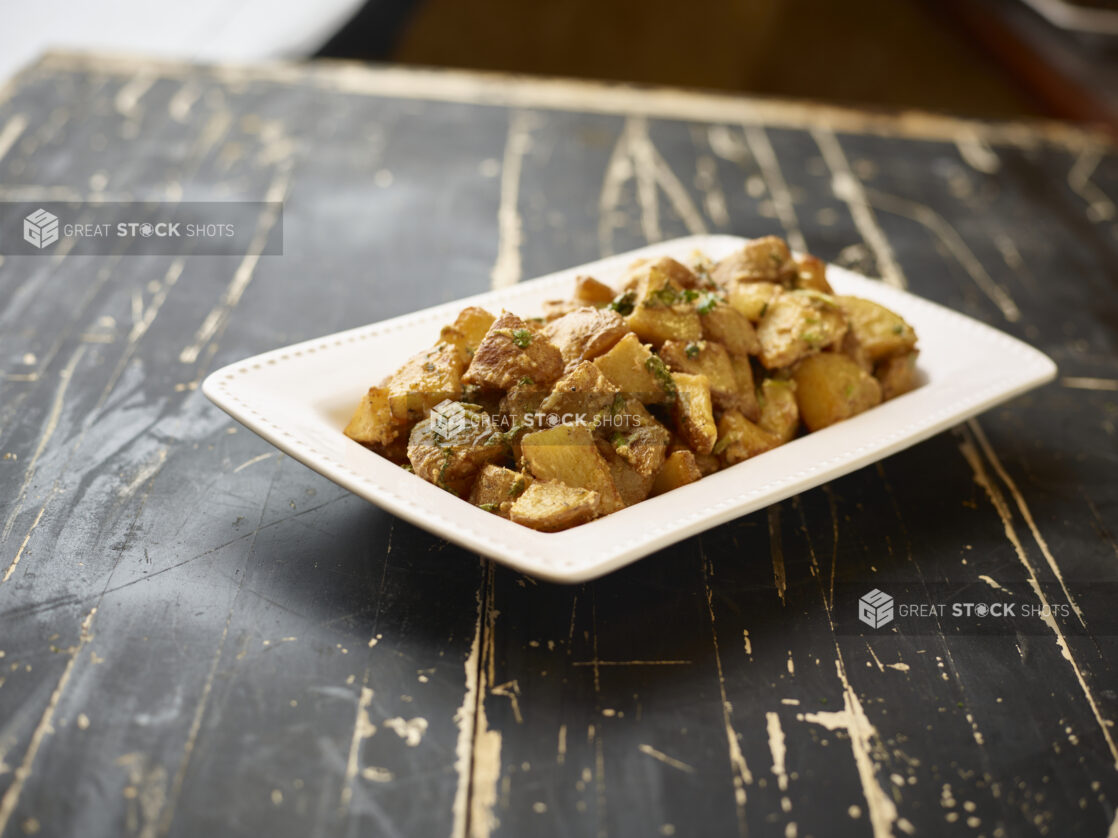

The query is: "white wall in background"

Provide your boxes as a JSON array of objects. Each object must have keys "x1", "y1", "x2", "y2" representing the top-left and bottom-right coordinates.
[{"x1": 0, "y1": 0, "x2": 366, "y2": 80}]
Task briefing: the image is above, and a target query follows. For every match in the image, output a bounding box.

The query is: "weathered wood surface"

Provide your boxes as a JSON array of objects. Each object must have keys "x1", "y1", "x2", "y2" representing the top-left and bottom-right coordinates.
[{"x1": 0, "y1": 52, "x2": 1116, "y2": 838}]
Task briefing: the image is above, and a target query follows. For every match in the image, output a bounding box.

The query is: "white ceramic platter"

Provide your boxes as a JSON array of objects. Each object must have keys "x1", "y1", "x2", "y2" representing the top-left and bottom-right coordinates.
[{"x1": 203, "y1": 235, "x2": 1056, "y2": 583}]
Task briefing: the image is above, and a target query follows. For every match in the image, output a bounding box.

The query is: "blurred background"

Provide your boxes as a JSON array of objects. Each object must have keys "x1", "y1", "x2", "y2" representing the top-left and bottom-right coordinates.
[{"x1": 2, "y1": 0, "x2": 1117, "y2": 128}]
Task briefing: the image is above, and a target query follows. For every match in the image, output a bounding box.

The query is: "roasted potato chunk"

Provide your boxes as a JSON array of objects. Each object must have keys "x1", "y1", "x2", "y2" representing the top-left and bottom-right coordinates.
[
  {"x1": 876, "y1": 350, "x2": 920, "y2": 400},
  {"x1": 792, "y1": 255, "x2": 833, "y2": 293},
  {"x1": 700, "y1": 297, "x2": 761, "y2": 357},
  {"x1": 757, "y1": 290, "x2": 847, "y2": 369},
  {"x1": 792, "y1": 353, "x2": 882, "y2": 432},
  {"x1": 593, "y1": 333, "x2": 670, "y2": 404},
  {"x1": 573, "y1": 275, "x2": 616, "y2": 305},
  {"x1": 521, "y1": 423, "x2": 624, "y2": 513},
  {"x1": 660, "y1": 340, "x2": 739, "y2": 412},
  {"x1": 727, "y1": 281, "x2": 782, "y2": 323},
  {"x1": 387, "y1": 341, "x2": 468, "y2": 422},
  {"x1": 463, "y1": 310, "x2": 564, "y2": 390},
  {"x1": 672, "y1": 373, "x2": 717, "y2": 455},
  {"x1": 344, "y1": 385, "x2": 404, "y2": 447},
  {"x1": 759, "y1": 379, "x2": 799, "y2": 443},
  {"x1": 543, "y1": 307, "x2": 629, "y2": 369},
  {"x1": 650, "y1": 449, "x2": 703, "y2": 496},
  {"x1": 541, "y1": 300, "x2": 579, "y2": 321},
  {"x1": 469, "y1": 464, "x2": 532, "y2": 517},
  {"x1": 712, "y1": 236, "x2": 795, "y2": 286},
  {"x1": 539, "y1": 361, "x2": 620, "y2": 423},
  {"x1": 607, "y1": 398, "x2": 670, "y2": 478},
  {"x1": 440, "y1": 307, "x2": 496, "y2": 358},
  {"x1": 837, "y1": 296, "x2": 917, "y2": 362},
  {"x1": 714, "y1": 409, "x2": 781, "y2": 465},
  {"x1": 730, "y1": 356, "x2": 762, "y2": 422},
  {"x1": 624, "y1": 260, "x2": 702, "y2": 347},
  {"x1": 597, "y1": 440, "x2": 654, "y2": 507},
  {"x1": 407, "y1": 407, "x2": 507, "y2": 496},
  {"x1": 509, "y1": 481, "x2": 601, "y2": 532}
]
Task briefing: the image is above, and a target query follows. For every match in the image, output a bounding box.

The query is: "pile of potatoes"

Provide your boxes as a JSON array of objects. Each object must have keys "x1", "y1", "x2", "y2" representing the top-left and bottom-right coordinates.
[{"x1": 344, "y1": 236, "x2": 919, "y2": 532}]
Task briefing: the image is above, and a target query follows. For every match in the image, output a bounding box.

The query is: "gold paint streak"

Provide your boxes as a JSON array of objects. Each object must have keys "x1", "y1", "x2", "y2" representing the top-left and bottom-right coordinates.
[
  {"x1": 765, "y1": 712, "x2": 789, "y2": 792},
  {"x1": 2, "y1": 503, "x2": 47, "y2": 584},
  {"x1": 744, "y1": 125, "x2": 807, "y2": 253},
  {"x1": 977, "y1": 574, "x2": 1009, "y2": 594},
  {"x1": 1061, "y1": 376, "x2": 1118, "y2": 391},
  {"x1": 451, "y1": 573, "x2": 484, "y2": 838},
  {"x1": 794, "y1": 501, "x2": 899, "y2": 838},
  {"x1": 490, "y1": 111, "x2": 534, "y2": 289},
  {"x1": 118, "y1": 448, "x2": 168, "y2": 499},
  {"x1": 1068, "y1": 147, "x2": 1117, "y2": 223},
  {"x1": 232, "y1": 452, "x2": 275, "y2": 474},
  {"x1": 969, "y1": 419, "x2": 1084, "y2": 626},
  {"x1": 168, "y1": 82, "x2": 201, "y2": 122},
  {"x1": 811, "y1": 127, "x2": 907, "y2": 290},
  {"x1": 454, "y1": 563, "x2": 503, "y2": 838},
  {"x1": 557, "y1": 724, "x2": 567, "y2": 765},
  {"x1": 958, "y1": 427, "x2": 1118, "y2": 769},
  {"x1": 638, "y1": 744, "x2": 696, "y2": 774},
  {"x1": 0, "y1": 115, "x2": 28, "y2": 164},
  {"x1": 490, "y1": 681, "x2": 522, "y2": 724},
  {"x1": 799, "y1": 662, "x2": 898, "y2": 838},
  {"x1": 0, "y1": 609, "x2": 96, "y2": 838},
  {"x1": 866, "y1": 644, "x2": 884, "y2": 673},
  {"x1": 36, "y1": 52, "x2": 1104, "y2": 149},
  {"x1": 340, "y1": 687, "x2": 377, "y2": 807},
  {"x1": 769, "y1": 505, "x2": 787, "y2": 605},
  {"x1": 700, "y1": 541, "x2": 751, "y2": 838},
  {"x1": 599, "y1": 117, "x2": 707, "y2": 255},
  {"x1": 179, "y1": 167, "x2": 290, "y2": 364},
  {"x1": 954, "y1": 133, "x2": 1001, "y2": 174},
  {"x1": 1, "y1": 345, "x2": 87, "y2": 544},
  {"x1": 384, "y1": 715, "x2": 428, "y2": 747},
  {"x1": 861, "y1": 188, "x2": 1021, "y2": 322},
  {"x1": 114, "y1": 75, "x2": 154, "y2": 115}
]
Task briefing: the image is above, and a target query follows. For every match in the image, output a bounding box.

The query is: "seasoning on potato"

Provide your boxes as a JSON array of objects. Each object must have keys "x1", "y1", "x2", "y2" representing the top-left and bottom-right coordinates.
[{"x1": 344, "y1": 237, "x2": 920, "y2": 531}]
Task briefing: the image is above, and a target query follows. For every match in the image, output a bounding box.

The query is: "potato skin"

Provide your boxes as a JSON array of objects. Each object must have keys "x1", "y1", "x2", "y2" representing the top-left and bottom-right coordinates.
[
  {"x1": 469, "y1": 464, "x2": 532, "y2": 517},
  {"x1": 407, "y1": 408, "x2": 507, "y2": 496},
  {"x1": 671, "y1": 373, "x2": 717, "y2": 455},
  {"x1": 792, "y1": 353, "x2": 882, "y2": 432},
  {"x1": 624, "y1": 261, "x2": 702, "y2": 347},
  {"x1": 759, "y1": 379, "x2": 800, "y2": 443},
  {"x1": 837, "y1": 296, "x2": 917, "y2": 362},
  {"x1": 344, "y1": 386, "x2": 404, "y2": 447},
  {"x1": 463, "y1": 310, "x2": 564, "y2": 390},
  {"x1": 386, "y1": 341, "x2": 468, "y2": 422},
  {"x1": 876, "y1": 350, "x2": 920, "y2": 400},
  {"x1": 712, "y1": 236, "x2": 794, "y2": 285},
  {"x1": 440, "y1": 307, "x2": 495, "y2": 358},
  {"x1": 510, "y1": 481, "x2": 601, "y2": 532},
  {"x1": 543, "y1": 307, "x2": 629, "y2": 369},
  {"x1": 660, "y1": 340, "x2": 738, "y2": 411},
  {"x1": 714, "y1": 410, "x2": 780, "y2": 465},
  {"x1": 756, "y1": 290, "x2": 847, "y2": 370}
]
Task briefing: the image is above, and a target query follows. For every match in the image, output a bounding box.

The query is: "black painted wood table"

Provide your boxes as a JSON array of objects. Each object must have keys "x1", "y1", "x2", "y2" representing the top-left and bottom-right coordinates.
[{"x1": 1, "y1": 52, "x2": 1116, "y2": 838}]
